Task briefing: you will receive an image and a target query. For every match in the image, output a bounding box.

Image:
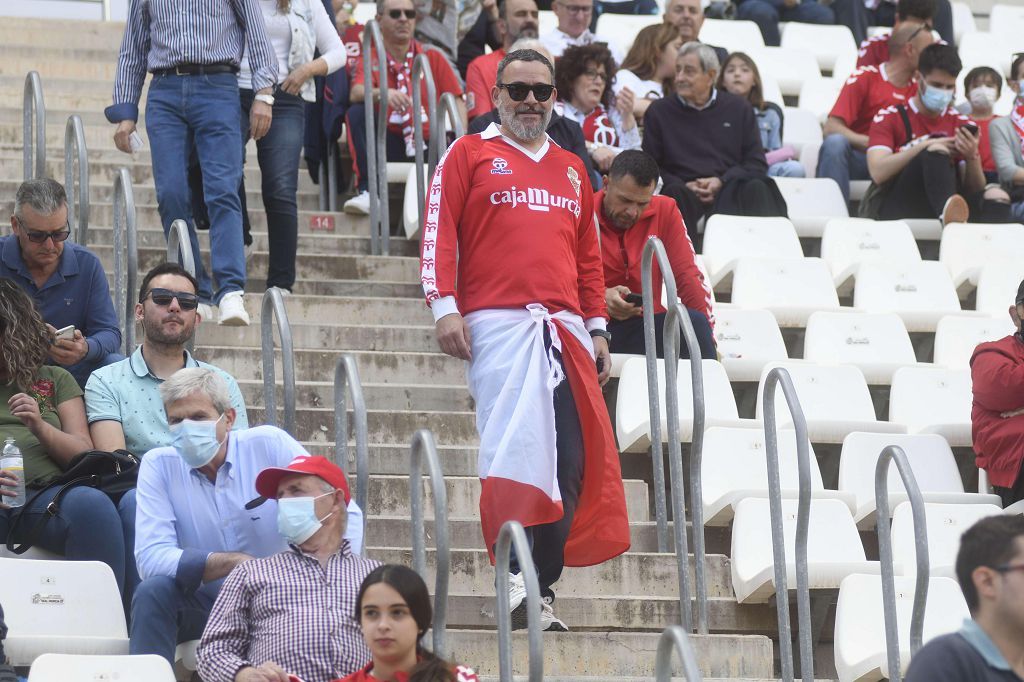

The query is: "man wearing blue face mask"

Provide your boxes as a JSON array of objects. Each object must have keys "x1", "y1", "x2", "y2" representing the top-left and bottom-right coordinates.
[{"x1": 131, "y1": 367, "x2": 365, "y2": 665}]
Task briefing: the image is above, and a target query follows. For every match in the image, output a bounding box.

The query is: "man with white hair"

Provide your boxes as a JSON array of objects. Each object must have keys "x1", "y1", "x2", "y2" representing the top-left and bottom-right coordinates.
[
  {"x1": 130, "y1": 367, "x2": 364, "y2": 663},
  {"x1": 540, "y1": 0, "x2": 622, "y2": 62}
]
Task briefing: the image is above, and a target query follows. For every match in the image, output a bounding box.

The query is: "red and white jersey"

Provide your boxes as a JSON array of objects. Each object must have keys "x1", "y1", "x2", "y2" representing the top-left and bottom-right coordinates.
[
  {"x1": 857, "y1": 32, "x2": 889, "y2": 68},
  {"x1": 830, "y1": 63, "x2": 917, "y2": 135},
  {"x1": 421, "y1": 122, "x2": 606, "y2": 322},
  {"x1": 868, "y1": 97, "x2": 974, "y2": 154}
]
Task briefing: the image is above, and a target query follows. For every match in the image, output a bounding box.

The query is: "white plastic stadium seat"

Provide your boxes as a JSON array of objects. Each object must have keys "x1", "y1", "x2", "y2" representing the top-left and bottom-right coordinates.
[
  {"x1": 701, "y1": 215, "x2": 803, "y2": 289},
  {"x1": 799, "y1": 78, "x2": 843, "y2": 124},
  {"x1": 780, "y1": 22, "x2": 857, "y2": 72},
  {"x1": 353, "y1": 1, "x2": 376, "y2": 23},
  {"x1": 834, "y1": 574, "x2": 969, "y2": 682},
  {"x1": 820, "y1": 218, "x2": 921, "y2": 295},
  {"x1": 982, "y1": 6, "x2": 1023, "y2": 59},
  {"x1": 28, "y1": 654, "x2": 175, "y2": 682},
  {"x1": 933, "y1": 315, "x2": 1015, "y2": 369},
  {"x1": 699, "y1": 18, "x2": 765, "y2": 54},
  {"x1": 596, "y1": 14, "x2": 659, "y2": 59},
  {"x1": 0, "y1": 558, "x2": 128, "y2": 666},
  {"x1": 891, "y1": 501, "x2": 1002, "y2": 578},
  {"x1": 831, "y1": 50, "x2": 858, "y2": 83},
  {"x1": 615, "y1": 356, "x2": 748, "y2": 453},
  {"x1": 714, "y1": 308, "x2": 789, "y2": 383},
  {"x1": 976, "y1": 260, "x2": 1024, "y2": 317},
  {"x1": 837, "y1": 432, "x2": 1002, "y2": 528},
  {"x1": 761, "y1": 74, "x2": 785, "y2": 108},
  {"x1": 731, "y1": 257, "x2": 840, "y2": 327},
  {"x1": 782, "y1": 106, "x2": 824, "y2": 177},
  {"x1": 803, "y1": 311, "x2": 918, "y2": 385},
  {"x1": 890, "y1": 366, "x2": 973, "y2": 447},
  {"x1": 402, "y1": 164, "x2": 429, "y2": 239},
  {"x1": 772, "y1": 177, "x2": 849, "y2": 238},
  {"x1": 749, "y1": 46, "x2": 823, "y2": 97},
  {"x1": 939, "y1": 222, "x2": 1024, "y2": 294},
  {"x1": 702, "y1": 426, "x2": 856, "y2": 526},
  {"x1": 951, "y1": 2, "x2": 977, "y2": 45},
  {"x1": 958, "y1": 32, "x2": 1012, "y2": 77},
  {"x1": 853, "y1": 261, "x2": 965, "y2": 333},
  {"x1": 731, "y1": 498, "x2": 876, "y2": 604},
  {"x1": 176, "y1": 639, "x2": 199, "y2": 671},
  {"x1": 538, "y1": 10, "x2": 557, "y2": 34},
  {"x1": 756, "y1": 361, "x2": 905, "y2": 444}
]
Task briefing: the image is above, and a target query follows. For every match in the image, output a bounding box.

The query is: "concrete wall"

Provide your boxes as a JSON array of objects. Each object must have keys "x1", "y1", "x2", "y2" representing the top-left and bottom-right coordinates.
[{"x1": 2, "y1": 0, "x2": 128, "y2": 22}]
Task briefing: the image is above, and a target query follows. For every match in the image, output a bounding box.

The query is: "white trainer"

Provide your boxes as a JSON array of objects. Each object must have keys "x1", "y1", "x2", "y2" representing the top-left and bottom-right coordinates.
[
  {"x1": 197, "y1": 303, "x2": 215, "y2": 322},
  {"x1": 343, "y1": 190, "x2": 371, "y2": 215},
  {"x1": 540, "y1": 596, "x2": 569, "y2": 632},
  {"x1": 508, "y1": 572, "x2": 528, "y2": 630},
  {"x1": 217, "y1": 291, "x2": 250, "y2": 326}
]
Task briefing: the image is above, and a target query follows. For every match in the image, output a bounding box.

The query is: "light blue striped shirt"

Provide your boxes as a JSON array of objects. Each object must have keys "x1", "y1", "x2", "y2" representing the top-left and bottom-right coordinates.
[{"x1": 107, "y1": 0, "x2": 279, "y2": 122}]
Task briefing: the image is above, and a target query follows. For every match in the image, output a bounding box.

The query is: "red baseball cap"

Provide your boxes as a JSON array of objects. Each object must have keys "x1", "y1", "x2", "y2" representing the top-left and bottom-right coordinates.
[{"x1": 255, "y1": 454, "x2": 351, "y2": 504}]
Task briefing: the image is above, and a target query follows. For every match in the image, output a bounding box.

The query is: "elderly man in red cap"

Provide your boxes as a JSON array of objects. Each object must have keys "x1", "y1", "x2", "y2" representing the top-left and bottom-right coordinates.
[{"x1": 197, "y1": 454, "x2": 380, "y2": 682}]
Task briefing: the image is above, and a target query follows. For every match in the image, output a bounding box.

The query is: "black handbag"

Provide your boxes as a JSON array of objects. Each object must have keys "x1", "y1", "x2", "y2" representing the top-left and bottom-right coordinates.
[{"x1": 6, "y1": 449, "x2": 139, "y2": 555}]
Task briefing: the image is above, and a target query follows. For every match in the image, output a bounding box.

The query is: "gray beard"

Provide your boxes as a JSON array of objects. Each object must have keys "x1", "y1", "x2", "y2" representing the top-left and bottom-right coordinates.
[{"x1": 499, "y1": 102, "x2": 551, "y2": 141}]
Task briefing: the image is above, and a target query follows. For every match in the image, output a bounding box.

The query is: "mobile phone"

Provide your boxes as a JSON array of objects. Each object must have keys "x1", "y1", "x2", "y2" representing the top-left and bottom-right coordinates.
[
  {"x1": 128, "y1": 131, "x2": 144, "y2": 153},
  {"x1": 54, "y1": 325, "x2": 75, "y2": 341},
  {"x1": 624, "y1": 292, "x2": 644, "y2": 306},
  {"x1": 963, "y1": 123, "x2": 979, "y2": 136}
]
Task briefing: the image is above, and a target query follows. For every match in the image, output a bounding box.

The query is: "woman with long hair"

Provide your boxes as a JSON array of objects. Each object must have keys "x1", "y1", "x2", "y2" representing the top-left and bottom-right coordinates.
[
  {"x1": 614, "y1": 23, "x2": 682, "y2": 118},
  {"x1": 337, "y1": 564, "x2": 478, "y2": 682}
]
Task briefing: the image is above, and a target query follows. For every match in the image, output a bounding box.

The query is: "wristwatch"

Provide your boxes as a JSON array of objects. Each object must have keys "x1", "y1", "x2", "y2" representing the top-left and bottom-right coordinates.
[
  {"x1": 254, "y1": 93, "x2": 276, "y2": 106},
  {"x1": 589, "y1": 329, "x2": 612, "y2": 342}
]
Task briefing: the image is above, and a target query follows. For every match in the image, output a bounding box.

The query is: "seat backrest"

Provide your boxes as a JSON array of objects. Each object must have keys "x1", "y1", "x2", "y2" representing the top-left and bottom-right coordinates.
[
  {"x1": 820, "y1": 218, "x2": 921, "y2": 288},
  {"x1": 756, "y1": 360, "x2": 877, "y2": 425},
  {"x1": 933, "y1": 314, "x2": 1015, "y2": 369},
  {"x1": 853, "y1": 261, "x2": 961, "y2": 315},
  {"x1": 700, "y1": 18, "x2": 765, "y2": 53},
  {"x1": 772, "y1": 177, "x2": 849, "y2": 238},
  {"x1": 731, "y1": 258, "x2": 839, "y2": 323},
  {"x1": 889, "y1": 366, "x2": 973, "y2": 432},
  {"x1": 761, "y1": 74, "x2": 785, "y2": 108},
  {"x1": 749, "y1": 46, "x2": 823, "y2": 95},
  {"x1": 803, "y1": 311, "x2": 917, "y2": 376},
  {"x1": 781, "y1": 106, "x2": 824, "y2": 153},
  {"x1": 28, "y1": 654, "x2": 176, "y2": 682},
  {"x1": 713, "y1": 308, "x2": 789, "y2": 381},
  {"x1": 703, "y1": 426, "x2": 824, "y2": 505},
  {"x1": 702, "y1": 215, "x2": 803, "y2": 285},
  {"x1": 951, "y1": 1, "x2": 978, "y2": 44},
  {"x1": 976, "y1": 260, "x2": 1024, "y2": 317},
  {"x1": 891, "y1": 501, "x2": 1002, "y2": 578},
  {"x1": 780, "y1": 22, "x2": 857, "y2": 71},
  {"x1": 957, "y1": 31, "x2": 1012, "y2": 76},
  {"x1": 798, "y1": 78, "x2": 843, "y2": 124},
  {"x1": 938, "y1": 223, "x2": 1024, "y2": 289},
  {"x1": 596, "y1": 14, "x2": 659, "y2": 59},
  {"x1": 976, "y1": 11, "x2": 1019, "y2": 65}
]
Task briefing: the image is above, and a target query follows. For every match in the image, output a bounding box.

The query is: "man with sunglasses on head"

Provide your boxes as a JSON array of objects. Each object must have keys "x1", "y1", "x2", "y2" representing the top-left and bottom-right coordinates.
[
  {"x1": 84, "y1": 263, "x2": 248, "y2": 459},
  {"x1": 0, "y1": 178, "x2": 122, "y2": 388},
  {"x1": 540, "y1": 0, "x2": 622, "y2": 62},
  {"x1": 421, "y1": 48, "x2": 630, "y2": 633}
]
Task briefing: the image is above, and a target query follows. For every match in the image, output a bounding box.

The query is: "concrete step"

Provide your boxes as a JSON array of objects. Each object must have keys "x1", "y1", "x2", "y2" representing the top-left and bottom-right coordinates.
[
  {"x1": 249, "y1": 406, "x2": 477, "y2": 446},
  {"x1": 237, "y1": 379, "x2": 472, "y2": 412},
  {"x1": 308, "y1": 442, "x2": 481, "y2": 477},
  {"x1": 0, "y1": 18, "x2": 127, "y2": 48},
  {"x1": 197, "y1": 322, "x2": 433, "y2": 354},
  {"x1": 0, "y1": 58, "x2": 117, "y2": 80}
]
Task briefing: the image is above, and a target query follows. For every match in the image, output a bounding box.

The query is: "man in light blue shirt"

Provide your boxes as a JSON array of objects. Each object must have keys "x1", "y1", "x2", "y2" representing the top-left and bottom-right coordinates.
[{"x1": 131, "y1": 367, "x2": 364, "y2": 662}]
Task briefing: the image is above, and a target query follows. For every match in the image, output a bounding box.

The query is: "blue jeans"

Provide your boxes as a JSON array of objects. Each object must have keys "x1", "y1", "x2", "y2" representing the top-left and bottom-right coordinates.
[
  {"x1": 239, "y1": 88, "x2": 305, "y2": 291},
  {"x1": 736, "y1": 0, "x2": 834, "y2": 45},
  {"x1": 345, "y1": 105, "x2": 413, "y2": 192},
  {"x1": 145, "y1": 72, "x2": 246, "y2": 305},
  {"x1": 769, "y1": 160, "x2": 806, "y2": 178},
  {"x1": 608, "y1": 310, "x2": 717, "y2": 360},
  {"x1": 130, "y1": 575, "x2": 223, "y2": 662},
  {"x1": 816, "y1": 133, "x2": 870, "y2": 203}
]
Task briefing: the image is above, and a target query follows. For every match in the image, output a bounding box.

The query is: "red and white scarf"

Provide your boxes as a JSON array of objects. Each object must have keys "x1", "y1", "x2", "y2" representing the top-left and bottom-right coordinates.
[
  {"x1": 384, "y1": 46, "x2": 420, "y2": 157},
  {"x1": 1012, "y1": 95, "x2": 1024, "y2": 158},
  {"x1": 582, "y1": 105, "x2": 620, "y2": 148}
]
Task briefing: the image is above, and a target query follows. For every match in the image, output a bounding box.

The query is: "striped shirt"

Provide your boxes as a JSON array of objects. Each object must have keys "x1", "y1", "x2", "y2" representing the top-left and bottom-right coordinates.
[
  {"x1": 196, "y1": 540, "x2": 380, "y2": 682},
  {"x1": 108, "y1": 0, "x2": 278, "y2": 122}
]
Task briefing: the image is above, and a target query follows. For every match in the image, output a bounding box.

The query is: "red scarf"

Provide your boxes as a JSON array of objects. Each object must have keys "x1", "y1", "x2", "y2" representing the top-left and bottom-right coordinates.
[
  {"x1": 384, "y1": 45, "x2": 420, "y2": 156},
  {"x1": 581, "y1": 105, "x2": 620, "y2": 147},
  {"x1": 1012, "y1": 95, "x2": 1024, "y2": 158}
]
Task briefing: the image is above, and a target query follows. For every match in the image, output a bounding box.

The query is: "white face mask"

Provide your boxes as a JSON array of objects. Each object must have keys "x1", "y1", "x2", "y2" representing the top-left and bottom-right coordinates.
[
  {"x1": 969, "y1": 85, "x2": 998, "y2": 109},
  {"x1": 277, "y1": 491, "x2": 335, "y2": 545}
]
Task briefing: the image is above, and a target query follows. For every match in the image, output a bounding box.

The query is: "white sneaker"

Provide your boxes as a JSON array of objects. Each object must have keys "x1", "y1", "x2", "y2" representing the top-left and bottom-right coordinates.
[
  {"x1": 507, "y1": 572, "x2": 528, "y2": 630},
  {"x1": 217, "y1": 291, "x2": 250, "y2": 326},
  {"x1": 197, "y1": 303, "x2": 215, "y2": 322},
  {"x1": 540, "y1": 596, "x2": 569, "y2": 632},
  {"x1": 343, "y1": 190, "x2": 371, "y2": 215}
]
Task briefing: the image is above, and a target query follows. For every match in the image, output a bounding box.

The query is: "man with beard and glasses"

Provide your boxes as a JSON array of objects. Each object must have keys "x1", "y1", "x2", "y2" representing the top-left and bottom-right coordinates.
[
  {"x1": 465, "y1": 0, "x2": 540, "y2": 120},
  {"x1": 85, "y1": 262, "x2": 248, "y2": 458},
  {"x1": 421, "y1": 48, "x2": 630, "y2": 632}
]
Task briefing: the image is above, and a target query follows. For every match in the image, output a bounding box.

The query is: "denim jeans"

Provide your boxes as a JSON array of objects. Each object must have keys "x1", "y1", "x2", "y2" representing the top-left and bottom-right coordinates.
[
  {"x1": 736, "y1": 0, "x2": 834, "y2": 45},
  {"x1": 145, "y1": 72, "x2": 246, "y2": 305},
  {"x1": 239, "y1": 88, "x2": 306, "y2": 291},
  {"x1": 609, "y1": 310, "x2": 717, "y2": 360},
  {"x1": 817, "y1": 133, "x2": 870, "y2": 204},
  {"x1": 129, "y1": 576, "x2": 223, "y2": 663}
]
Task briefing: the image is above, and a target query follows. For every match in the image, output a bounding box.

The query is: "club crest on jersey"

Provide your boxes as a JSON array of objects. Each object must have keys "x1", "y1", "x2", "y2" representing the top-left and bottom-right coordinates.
[
  {"x1": 566, "y1": 166, "x2": 581, "y2": 197},
  {"x1": 490, "y1": 157, "x2": 513, "y2": 175}
]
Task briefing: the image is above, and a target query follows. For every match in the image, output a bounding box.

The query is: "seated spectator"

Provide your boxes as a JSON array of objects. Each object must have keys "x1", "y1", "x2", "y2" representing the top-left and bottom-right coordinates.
[
  {"x1": 336, "y1": 565, "x2": 479, "y2": 682},
  {"x1": 597, "y1": 151, "x2": 716, "y2": 359},
  {"x1": 866, "y1": 43, "x2": 1010, "y2": 223},
  {"x1": 856, "y1": 0, "x2": 940, "y2": 67},
  {"x1": 85, "y1": 263, "x2": 247, "y2": 458},
  {"x1": 594, "y1": 0, "x2": 657, "y2": 21},
  {"x1": 818, "y1": 21, "x2": 932, "y2": 203},
  {"x1": 540, "y1": 0, "x2": 622, "y2": 62},
  {"x1": 719, "y1": 52, "x2": 805, "y2": 178},
  {"x1": 644, "y1": 42, "x2": 783, "y2": 247},
  {"x1": 0, "y1": 280, "x2": 134, "y2": 605},
  {"x1": 990, "y1": 55, "x2": 1024, "y2": 223},
  {"x1": 556, "y1": 43, "x2": 641, "y2": 173},
  {"x1": 904, "y1": 515, "x2": 1024, "y2": 681},
  {"x1": 958, "y1": 66, "x2": 1004, "y2": 185},
  {"x1": 613, "y1": 23, "x2": 681, "y2": 118},
  {"x1": 0, "y1": 178, "x2": 122, "y2": 388},
  {"x1": 343, "y1": 0, "x2": 466, "y2": 215},
  {"x1": 662, "y1": 0, "x2": 726, "y2": 65},
  {"x1": 847, "y1": 0, "x2": 952, "y2": 51},
  {"x1": 466, "y1": 0, "x2": 540, "y2": 120},
  {"x1": 197, "y1": 455, "x2": 378, "y2": 682},
  {"x1": 734, "y1": 0, "x2": 834, "y2": 48},
  {"x1": 131, "y1": 368, "x2": 365, "y2": 662},
  {"x1": 456, "y1": 1, "x2": 503, "y2": 79}
]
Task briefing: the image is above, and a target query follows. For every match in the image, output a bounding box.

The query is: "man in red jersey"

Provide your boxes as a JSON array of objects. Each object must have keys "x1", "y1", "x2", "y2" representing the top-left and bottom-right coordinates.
[
  {"x1": 465, "y1": 0, "x2": 540, "y2": 121},
  {"x1": 856, "y1": 0, "x2": 938, "y2": 68},
  {"x1": 421, "y1": 48, "x2": 630, "y2": 632}
]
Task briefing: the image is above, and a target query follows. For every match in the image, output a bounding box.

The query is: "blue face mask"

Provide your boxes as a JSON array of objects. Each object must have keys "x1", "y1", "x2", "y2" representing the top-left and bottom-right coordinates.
[
  {"x1": 169, "y1": 415, "x2": 225, "y2": 469},
  {"x1": 920, "y1": 81, "x2": 954, "y2": 113},
  {"x1": 277, "y1": 491, "x2": 335, "y2": 545}
]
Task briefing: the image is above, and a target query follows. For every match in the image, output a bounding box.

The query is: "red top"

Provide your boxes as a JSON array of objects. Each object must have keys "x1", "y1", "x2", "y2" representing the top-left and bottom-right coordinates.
[
  {"x1": 830, "y1": 64, "x2": 917, "y2": 135},
  {"x1": 867, "y1": 98, "x2": 974, "y2": 153},
  {"x1": 978, "y1": 116, "x2": 998, "y2": 173},
  {"x1": 465, "y1": 48, "x2": 505, "y2": 120},
  {"x1": 420, "y1": 124, "x2": 605, "y2": 321},
  {"x1": 336, "y1": 663, "x2": 479, "y2": 682},
  {"x1": 595, "y1": 191, "x2": 713, "y2": 327},
  {"x1": 340, "y1": 22, "x2": 365, "y2": 77},
  {"x1": 857, "y1": 32, "x2": 889, "y2": 68},
  {"x1": 971, "y1": 334, "x2": 1024, "y2": 488}
]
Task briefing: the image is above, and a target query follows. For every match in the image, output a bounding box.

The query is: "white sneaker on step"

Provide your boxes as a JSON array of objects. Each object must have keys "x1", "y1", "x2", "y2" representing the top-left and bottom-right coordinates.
[
  {"x1": 541, "y1": 596, "x2": 569, "y2": 632},
  {"x1": 343, "y1": 190, "x2": 371, "y2": 215},
  {"x1": 218, "y1": 291, "x2": 250, "y2": 326},
  {"x1": 507, "y1": 572, "x2": 528, "y2": 630}
]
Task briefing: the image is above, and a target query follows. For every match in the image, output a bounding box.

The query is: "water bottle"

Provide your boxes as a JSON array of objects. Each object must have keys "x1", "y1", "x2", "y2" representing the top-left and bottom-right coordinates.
[{"x1": 0, "y1": 438, "x2": 26, "y2": 508}]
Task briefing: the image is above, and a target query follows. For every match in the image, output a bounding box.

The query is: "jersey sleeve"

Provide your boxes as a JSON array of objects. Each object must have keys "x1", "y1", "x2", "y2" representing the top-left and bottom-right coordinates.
[
  {"x1": 431, "y1": 51, "x2": 465, "y2": 96},
  {"x1": 574, "y1": 164, "x2": 608, "y2": 322},
  {"x1": 351, "y1": 53, "x2": 366, "y2": 86},
  {"x1": 829, "y1": 70, "x2": 867, "y2": 126},
  {"x1": 867, "y1": 106, "x2": 900, "y2": 152},
  {"x1": 465, "y1": 58, "x2": 492, "y2": 119},
  {"x1": 660, "y1": 201, "x2": 714, "y2": 329}
]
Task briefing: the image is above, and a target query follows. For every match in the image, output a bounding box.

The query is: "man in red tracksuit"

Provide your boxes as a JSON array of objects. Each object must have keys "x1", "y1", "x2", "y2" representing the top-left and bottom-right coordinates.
[
  {"x1": 597, "y1": 150, "x2": 716, "y2": 359},
  {"x1": 971, "y1": 279, "x2": 1024, "y2": 506}
]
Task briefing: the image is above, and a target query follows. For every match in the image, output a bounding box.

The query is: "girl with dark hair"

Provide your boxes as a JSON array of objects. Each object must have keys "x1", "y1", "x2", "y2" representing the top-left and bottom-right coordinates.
[
  {"x1": 614, "y1": 23, "x2": 682, "y2": 118},
  {"x1": 337, "y1": 565, "x2": 478, "y2": 682}
]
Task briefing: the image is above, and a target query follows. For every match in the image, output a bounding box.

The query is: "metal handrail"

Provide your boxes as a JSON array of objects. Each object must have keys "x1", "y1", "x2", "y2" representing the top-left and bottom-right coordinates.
[
  {"x1": 411, "y1": 55, "x2": 437, "y2": 236},
  {"x1": 875, "y1": 445, "x2": 930, "y2": 682},
  {"x1": 112, "y1": 168, "x2": 137, "y2": 354},
  {"x1": 762, "y1": 366, "x2": 814, "y2": 682},
  {"x1": 495, "y1": 521, "x2": 543, "y2": 681},
  {"x1": 640, "y1": 237, "x2": 679, "y2": 553},
  {"x1": 167, "y1": 219, "x2": 197, "y2": 277},
  {"x1": 260, "y1": 287, "x2": 296, "y2": 435},
  {"x1": 334, "y1": 354, "x2": 369, "y2": 536},
  {"x1": 431, "y1": 92, "x2": 465, "y2": 179},
  {"x1": 64, "y1": 115, "x2": 89, "y2": 244},
  {"x1": 362, "y1": 21, "x2": 390, "y2": 256},
  {"x1": 655, "y1": 625, "x2": 704, "y2": 681},
  {"x1": 23, "y1": 71, "x2": 45, "y2": 181},
  {"x1": 409, "y1": 428, "x2": 449, "y2": 656},
  {"x1": 317, "y1": 142, "x2": 340, "y2": 212},
  {"x1": 664, "y1": 298, "x2": 709, "y2": 634}
]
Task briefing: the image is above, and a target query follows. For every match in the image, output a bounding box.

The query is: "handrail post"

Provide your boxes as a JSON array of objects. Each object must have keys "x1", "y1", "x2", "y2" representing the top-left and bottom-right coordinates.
[
  {"x1": 412, "y1": 55, "x2": 437, "y2": 236},
  {"x1": 495, "y1": 521, "x2": 543, "y2": 682},
  {"x1": 334, "y1": 354, "x2": 369, "y2": 541},
  {"x1": 431, "y1": 93, "x2": 465, "y2": 179},
  {"x1": 167, "y1": 219, "x2": 198, "y2": 352},
  {"x1": 260, "y1": 288, "x2": 296, "y2": 435},
  {"x1": 23, "y1": 71, "x2": 45, "y2": 181},
  {"x1": 318, "y1": 153, "x2": 329, "y2": 211},
  {"x1": 655, "y1": 625, "x2": 704, "y2": 681},
  {"x1": 112, "y1": 168, "x2": 137, "y2": 354},
  {"x1": 875, "y1": 445, "x2": 930, "y2": 682},
  {"x1": 362, "y1": 21, "x2": 390, "y2": 256},
  {"x1": 762, "y1": 367, "x2": 815, "y2": 682},
  {"x1": 410, "y1": 429, "x2": 449, "y2": 657},
  {"x1": 64, "y1": 115, "x2": 89, "y2": 244},
  {"x1": 327, "y1": 142, "x2": 339, "y2": 213}
]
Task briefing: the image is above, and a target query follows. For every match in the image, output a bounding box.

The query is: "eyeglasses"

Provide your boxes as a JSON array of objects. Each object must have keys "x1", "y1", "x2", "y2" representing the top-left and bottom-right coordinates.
[
  {"x1": 142, "y1": 287, "x2": 200, "y2": 311},
  {"x1": 387, "y1": 9, "x2": 416, "y2": 19},
  {"x1": 993, "y1": 563, "x2": 1024, "y2": 575},
  {"x1": 582, "y1": 69, "x2": 607, "y2": 82},
  {"x1": 497, "y1": 82, "x2": 555, "y2": 102},
  {"x1": 15, "y1": 218, "x2": 71, "y2": 244},
  {"x1": 907, "y1": 23, "x2": 933, "y2": 40}
]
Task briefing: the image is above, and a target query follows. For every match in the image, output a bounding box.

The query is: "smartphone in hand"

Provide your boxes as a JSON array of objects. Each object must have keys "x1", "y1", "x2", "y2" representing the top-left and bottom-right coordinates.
[
  {"x1": 624, "y1": 292, "x2": 644, "y2": 306},
  {"x1": 963, "y1": 123, "x2": 979, "y2": 136},
  {"x1": 54, "y1": 325, "x2": 76, "y2": 342}
]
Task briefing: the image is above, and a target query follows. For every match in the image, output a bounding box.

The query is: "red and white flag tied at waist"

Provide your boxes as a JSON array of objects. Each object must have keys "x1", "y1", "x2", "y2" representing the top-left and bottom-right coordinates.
[{"x1": 465, "y1": 304, "x2": 630, "y2": 567}]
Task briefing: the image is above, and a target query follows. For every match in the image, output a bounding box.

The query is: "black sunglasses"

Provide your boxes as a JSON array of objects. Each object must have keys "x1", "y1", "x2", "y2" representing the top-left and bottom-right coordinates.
[
  {"x1": 16, "y1": 218, "x2": 71, "y2": 244},
  {"x1": 387, "y1": 9, "x2": 416, "y2": 19},
  {"x1": 143, "y1": 287, "x2": 200, "y2": 311},
  {"x1": 497, "y1": 82, "x2": 555, "y2": 102}
]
